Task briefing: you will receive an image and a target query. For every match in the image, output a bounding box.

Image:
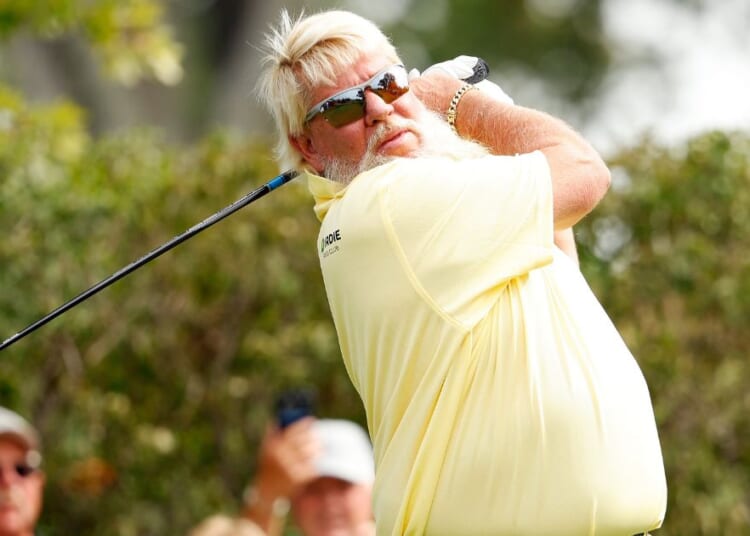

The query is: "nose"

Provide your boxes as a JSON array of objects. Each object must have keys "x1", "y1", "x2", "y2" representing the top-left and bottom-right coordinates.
[
  {"x1": 363, "y1": 90, "x2": 393, "y2": 127},
  {"x1": 0, "y1": 466, "x2": 18, "y2": 487}
]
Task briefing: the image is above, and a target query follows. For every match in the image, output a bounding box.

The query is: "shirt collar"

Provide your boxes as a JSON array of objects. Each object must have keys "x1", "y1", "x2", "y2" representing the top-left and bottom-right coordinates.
[{"x1": 305, "y1": 170, "x2": 348, "y2": 221}]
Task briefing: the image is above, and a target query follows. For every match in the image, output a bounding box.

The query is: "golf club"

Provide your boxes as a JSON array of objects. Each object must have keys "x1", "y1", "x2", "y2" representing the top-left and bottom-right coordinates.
[{"x1": 0, "y1": 169, "x2": 298, "y2": 351}]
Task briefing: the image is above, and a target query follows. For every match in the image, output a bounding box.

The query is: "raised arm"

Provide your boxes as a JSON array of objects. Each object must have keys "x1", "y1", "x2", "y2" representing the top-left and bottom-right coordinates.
[
  {"x1": 411, "y1": 73, "x2": 611, "y2": 230},
  {"x1": 241, "y1": 418, "x2": 320, "y2": 535}
]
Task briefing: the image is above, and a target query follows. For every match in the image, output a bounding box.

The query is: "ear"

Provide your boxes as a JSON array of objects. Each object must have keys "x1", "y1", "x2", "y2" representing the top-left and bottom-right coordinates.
[{"x1": 289, "y1": 132, "x2": 325, "y2": 173}]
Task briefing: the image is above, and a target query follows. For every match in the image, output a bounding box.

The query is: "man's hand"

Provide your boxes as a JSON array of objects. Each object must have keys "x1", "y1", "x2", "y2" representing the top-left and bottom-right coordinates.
[
  {"x1": 254, "y1": 417, "x2": 321, "y2": 500},
  {"x1": 242, "y1": 417, "x2": 321, "y2": 534},
  {"x1": 410, "y1": 55, "x2": 514, "y2": 113}
]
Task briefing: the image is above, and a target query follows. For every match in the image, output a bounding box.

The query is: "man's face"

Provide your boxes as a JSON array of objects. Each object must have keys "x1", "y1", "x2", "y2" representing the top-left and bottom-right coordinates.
[
  {"x1": 292, "y1": 476, "x2": 373, "y2": 536},
  {"x1": 0, "y1": 439, "x2": 43, "y2": 536},
  {"x1": 293, "y1": 50, "x2": 427, "y2": 182}
]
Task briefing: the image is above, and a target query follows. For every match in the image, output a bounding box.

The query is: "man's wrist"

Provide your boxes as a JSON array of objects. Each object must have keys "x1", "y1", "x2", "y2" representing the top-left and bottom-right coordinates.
[
  {"x1": 242, "y1": 484, "x2": 291, "y2": 519},
  {"x1": 446, "y1": 83, "x2": 478, "y2": 133}
]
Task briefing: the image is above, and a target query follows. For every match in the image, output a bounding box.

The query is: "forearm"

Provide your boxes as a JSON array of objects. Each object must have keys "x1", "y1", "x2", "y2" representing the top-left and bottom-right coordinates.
[
  {"x1": 413, "y1": 74, "x2": 611, "y2": 228},
  {"x1": 455, "y1": 90, "x2": 610, "y2": 228},
  {"x1": 415, "y1": 74, "x2": 575, "y2": 155},
  {"x1": 459, "y1": 89, "x2": 582, "y2": 262},
  {"x1": 454, "y1": 91, "x2": 575, "y2": 157},
  {"x1": 240, "y1": 478, "x2": 289, "y2": 536}
]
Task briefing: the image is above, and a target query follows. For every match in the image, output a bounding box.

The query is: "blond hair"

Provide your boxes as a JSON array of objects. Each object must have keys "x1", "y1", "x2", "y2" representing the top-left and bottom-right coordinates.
[{"x1": 257, "y1": 10, "x2": 400, "y2": 172}]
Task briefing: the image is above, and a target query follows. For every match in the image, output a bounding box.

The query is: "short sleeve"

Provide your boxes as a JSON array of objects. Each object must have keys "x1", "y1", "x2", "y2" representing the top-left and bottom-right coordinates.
[{"x1": 380, "y1": 152, "x2": 554, "y2": 328}]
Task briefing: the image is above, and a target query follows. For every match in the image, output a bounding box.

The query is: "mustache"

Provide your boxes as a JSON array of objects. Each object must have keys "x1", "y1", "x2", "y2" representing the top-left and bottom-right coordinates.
[
  {"x1": 366, "y1": 119, "x2": 419, "y2": 153},
  {"x1": 322, "y1": 111, "x2": 488, "y2": 184}
]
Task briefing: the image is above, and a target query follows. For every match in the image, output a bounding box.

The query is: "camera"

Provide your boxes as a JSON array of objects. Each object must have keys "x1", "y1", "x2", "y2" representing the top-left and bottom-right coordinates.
[{"x1": 274, "y1": 388, "x2": 316, "y2": 428}]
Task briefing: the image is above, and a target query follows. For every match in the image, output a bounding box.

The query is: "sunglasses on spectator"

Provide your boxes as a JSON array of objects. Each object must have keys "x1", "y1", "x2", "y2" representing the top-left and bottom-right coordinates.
[
  {"x1": 1, "y1": 462, "x2": 38, "y2": 478},
  {"x1": 304, "y1": 64, "x2": 410, "y2": 127}
]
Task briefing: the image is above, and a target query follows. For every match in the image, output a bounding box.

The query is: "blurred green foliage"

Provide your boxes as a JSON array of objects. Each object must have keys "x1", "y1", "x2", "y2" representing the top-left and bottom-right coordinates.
[
  {"x1": 2, "y1": 113, "x2": 748, "y2": 536},
  {"x1": 0, "y1": 1, "x2": 748, "y2": 535},
  {"x1": 388, "y1": 0, "x2": 608, "y2": 100},
  {"x1": 576, "y1": 131, "x2": 750, "y2": 535},
  {"x1": 0, "y1": 0, "x2": 182, "y2": 85}
]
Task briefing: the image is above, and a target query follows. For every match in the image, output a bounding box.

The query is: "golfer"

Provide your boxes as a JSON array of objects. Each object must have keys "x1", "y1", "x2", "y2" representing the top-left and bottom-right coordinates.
[{"x1": 258, "y1": 9, "x2": 667, "y2": 536}]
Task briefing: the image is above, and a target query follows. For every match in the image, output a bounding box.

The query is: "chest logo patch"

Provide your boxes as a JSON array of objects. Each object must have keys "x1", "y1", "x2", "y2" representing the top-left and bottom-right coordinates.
[{"x1": 320, "y1": 229, "x2": 342, "y2": 258}]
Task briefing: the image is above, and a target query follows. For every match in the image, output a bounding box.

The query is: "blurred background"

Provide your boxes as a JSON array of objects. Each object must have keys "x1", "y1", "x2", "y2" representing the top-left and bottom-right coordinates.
[{"x1": 0, "y1": 0, "x2": 747, "y2": 534}]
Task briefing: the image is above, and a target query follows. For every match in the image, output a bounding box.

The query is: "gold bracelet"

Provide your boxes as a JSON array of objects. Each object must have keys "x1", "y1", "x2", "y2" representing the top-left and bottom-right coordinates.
[{"x1": 445, "y1": 83, "x2": 477, "y2": 133}]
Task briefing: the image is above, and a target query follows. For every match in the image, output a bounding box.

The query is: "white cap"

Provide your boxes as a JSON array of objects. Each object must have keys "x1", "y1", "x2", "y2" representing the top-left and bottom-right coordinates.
[
  {"x1": 313, "y1": 419, "x2": 374, "y2": 485},
  {"x1": 0, "y1": 407, "x2": 39, "y2": 451}
]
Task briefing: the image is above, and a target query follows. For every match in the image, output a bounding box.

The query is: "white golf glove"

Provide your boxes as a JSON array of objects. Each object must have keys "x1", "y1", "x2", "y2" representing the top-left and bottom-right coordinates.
[{"x1": 409, "y1": 55, "x2": 514, "y2": 105}]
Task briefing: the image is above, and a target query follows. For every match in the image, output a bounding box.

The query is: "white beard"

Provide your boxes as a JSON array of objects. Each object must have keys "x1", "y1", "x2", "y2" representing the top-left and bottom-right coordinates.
[
  {"x1": 322, "y1": 111, "x2": 489, "y2": 184},
  {"x1": 415, "y1": 111, "x2": 490, "y2": 160}
]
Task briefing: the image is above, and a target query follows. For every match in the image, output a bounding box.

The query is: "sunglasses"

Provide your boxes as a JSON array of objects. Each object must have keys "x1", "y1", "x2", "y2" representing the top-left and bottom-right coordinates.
[
  {"x1": 304, "y1": 64, "x2": 410, "y2": 128},
  {"x1": 1, "y1": 462, "x2": 38, "y2": 478}
]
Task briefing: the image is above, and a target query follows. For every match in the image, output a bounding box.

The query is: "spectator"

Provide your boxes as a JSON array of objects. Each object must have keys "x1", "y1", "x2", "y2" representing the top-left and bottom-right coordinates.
[
  {"x1": 241, "y1": 418, "x2": 374, "y2": 536},
  {"x1": 0, "y1": 407, "x2": 44, "y2": 536}
]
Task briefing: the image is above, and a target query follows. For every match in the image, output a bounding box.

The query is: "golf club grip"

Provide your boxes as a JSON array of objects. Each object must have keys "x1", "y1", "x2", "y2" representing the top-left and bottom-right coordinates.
[
  {"x1": 0, "y1": 170, "x2": 298, "y2": 352},
  {"x1": 463, "y1": 58, "x2": 489, "y2": 84}
]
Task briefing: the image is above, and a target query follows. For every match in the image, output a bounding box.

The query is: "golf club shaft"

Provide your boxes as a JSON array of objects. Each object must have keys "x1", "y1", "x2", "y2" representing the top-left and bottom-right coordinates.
[{"x1": 0, "y1": 169, "x2": 298, "y2": 352}]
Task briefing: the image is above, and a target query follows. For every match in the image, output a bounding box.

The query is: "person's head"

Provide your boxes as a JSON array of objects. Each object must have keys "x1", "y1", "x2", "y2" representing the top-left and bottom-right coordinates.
[
  {"x1": 0, "y1": 408, "x2": 44, "y2": 536},
  {"x1": 258, "y1": 10, "x2": 486, "y2": 184},
  {"x1": 291, "y1": 419, "x2": 374, "y2": 536}
]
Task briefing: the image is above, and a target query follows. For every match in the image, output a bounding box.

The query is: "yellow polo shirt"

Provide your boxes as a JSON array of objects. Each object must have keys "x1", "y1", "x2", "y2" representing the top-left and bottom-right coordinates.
[{"x1": 308, "y1": 152, "x2": 667, "y2": 536}]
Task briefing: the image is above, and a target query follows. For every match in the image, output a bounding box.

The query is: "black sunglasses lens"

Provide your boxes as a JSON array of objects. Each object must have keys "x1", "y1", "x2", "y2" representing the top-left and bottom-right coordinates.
[
  {"x1": 15, "y1": 463, "x2": 35, "y2": 477},
  {"x1": 318, "y1": 67, "x2": 409, "y2": 127},
  {"x1": 322, "y1": 97, "x2": 366, "y2": 127}
]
